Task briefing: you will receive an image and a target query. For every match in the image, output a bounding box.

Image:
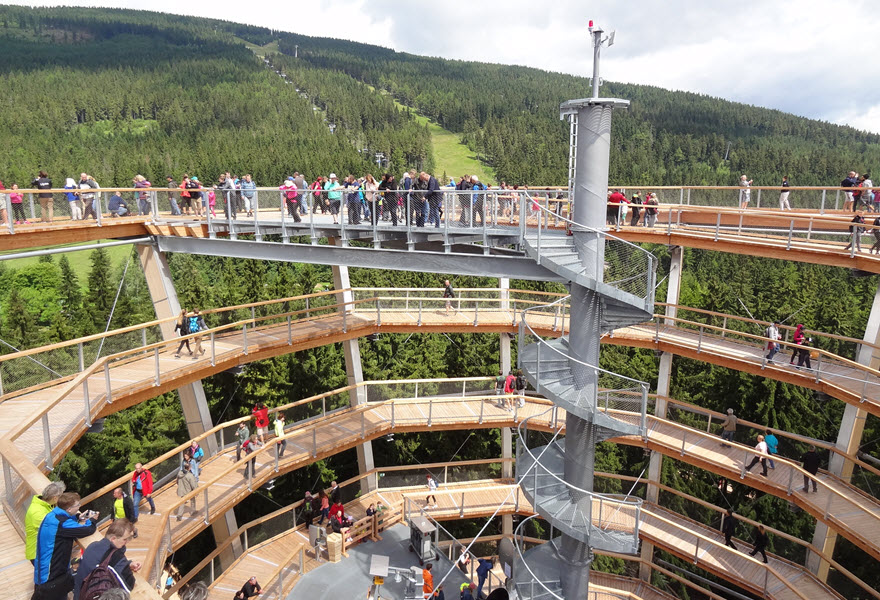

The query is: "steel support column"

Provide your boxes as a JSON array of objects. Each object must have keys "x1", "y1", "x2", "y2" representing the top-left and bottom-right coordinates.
[
  {"x1": 809, "y1": 278, "x2": 880, "y2": 578},
  {"x1": 331, "y1": 239, "x2": 375, "y2": 494}
]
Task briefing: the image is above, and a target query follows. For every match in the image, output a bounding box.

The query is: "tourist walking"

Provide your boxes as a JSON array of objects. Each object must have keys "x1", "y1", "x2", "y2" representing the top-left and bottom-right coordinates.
[
  {"x1": 131, "y1": 464, "x2": 155, "y2": 518},
  {"x1": 764, "y1": 321, "x2": 781, "y2": 363},
  {"x1": 744, "y1": 434, "x2": 769, "y2": 477},
  {"x1": 739, "y1": 175, "x2": 753, "y2": 209},
  {"x1": 175, "y1": 462, "x2": 198, "y2": 521},
  {"x1": 801, "y1": 445, "x2": 820, "y2": 493},
  {"x1": 173, "y1": 309, "x2": 191, "y2": 357},
  {"x1": 426, "y1": 474, "x2": 438, "y2": 507},
  {"x1": 764, "y1": 429, "x2": 779, "y2": 470},
  {"x1": 721, "y1": 509, "x2": 737, "y2": 550},
  {"x1": 779, "y1": 176, "x2": 791, "y2": 210},
  {"x1": 718, "y1": 408, "x2": 737, "y2": 447},
  {"x1": 749, "y1": 524, "x2": 769, "y2": 563},
  {"x1": 443, "y1": 279, "x2": 455, "y2": 316},
  {"x1": 235, "y1": 422, "x2": 249, "y2": 461}
]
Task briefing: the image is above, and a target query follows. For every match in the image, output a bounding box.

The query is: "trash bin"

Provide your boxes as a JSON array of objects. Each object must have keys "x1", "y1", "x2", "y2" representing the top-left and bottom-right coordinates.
[{"x1": 327, "y1": 532, "x2": 343, "y2": 563}]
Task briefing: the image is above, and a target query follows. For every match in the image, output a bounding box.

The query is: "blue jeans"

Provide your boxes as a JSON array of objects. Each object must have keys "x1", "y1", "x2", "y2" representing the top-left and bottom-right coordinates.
[
  {"x1": 720, "y1": 430, "x2": 734, "y2": 446},
  {"x1": 428, "y1": 200, "x2": 441, "y2": 227},
  {"x1": 133, "y1": 490, "x2": 155, "y2": 519}
]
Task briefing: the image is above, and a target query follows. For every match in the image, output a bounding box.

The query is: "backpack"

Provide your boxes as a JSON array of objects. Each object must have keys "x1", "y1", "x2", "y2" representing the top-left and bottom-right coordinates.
[
  {"x1": 188, "y1": 315, "x2": 200, "y2": 333},
  {"x1": 80, "y1": 549, "x2": 128, "y2": 600},
  {"x1": 516, "y1": 375, "x2": 526, "y2": 390}
]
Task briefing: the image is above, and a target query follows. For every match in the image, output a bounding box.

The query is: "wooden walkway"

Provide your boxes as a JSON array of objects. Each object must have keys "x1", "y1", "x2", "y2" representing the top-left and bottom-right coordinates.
[{"x1": 204, "y1": 480, "x2": 840, "y2": 600}]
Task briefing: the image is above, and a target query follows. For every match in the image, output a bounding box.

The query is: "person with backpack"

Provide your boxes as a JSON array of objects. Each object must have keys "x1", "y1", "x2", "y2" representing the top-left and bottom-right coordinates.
[
  {"x1": 252, "y1": 402, "x2": 269, "y2": 444},
  {"x1": 764, "y1": 321, "x2": 781, "y2": 364},
  {"x1": 494, "y1": 370, "x2": 506, "y2": 405},
  {"x1": 74, "y1": 519, "x2": 139, "y2": 600},
  {"x1": 188, "y1": 309, "x2": 207, "y2": 357},
  {"x1": 515, "y1": 370, "x2": 527, "y2": 407},
  {"x1": 241, "y1": 434, "x2": 259, "y2": 479},
  {"x1": 470, "y1": 176, "x2": 486, "y2": 226},
  {"x1": 173, "y1": 309, "x2": 191, "y2": 358}
]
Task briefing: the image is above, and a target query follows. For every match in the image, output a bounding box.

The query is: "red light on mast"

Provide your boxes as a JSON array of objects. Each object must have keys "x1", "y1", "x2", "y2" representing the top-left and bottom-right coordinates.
[{"x1": 588, "y1": 20, "x2": 593, "y2": 27}]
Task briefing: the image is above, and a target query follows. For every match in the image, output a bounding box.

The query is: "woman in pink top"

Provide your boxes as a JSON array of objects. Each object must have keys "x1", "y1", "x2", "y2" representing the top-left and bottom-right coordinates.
[{"x1": 9, "y1": 184, "x2": 27, "y2": 224}]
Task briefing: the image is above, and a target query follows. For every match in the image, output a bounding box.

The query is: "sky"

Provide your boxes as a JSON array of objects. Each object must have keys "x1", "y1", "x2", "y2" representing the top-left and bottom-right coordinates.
[{"x1": 10, "y1": 0, "x2": 880, "y2": 133}]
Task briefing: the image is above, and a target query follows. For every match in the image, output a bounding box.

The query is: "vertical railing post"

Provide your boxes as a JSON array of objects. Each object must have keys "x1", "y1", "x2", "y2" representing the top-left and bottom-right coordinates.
[
  {"x1": 820, "y1": 190, "x2": 826, "y2": 215},
  {"x1": 42, "y1": 414, "x2": 53, "y2": 469},
  {"x1": 154, "y1": 348, "x2": 160, "y2": 386},
  {"x1": 428, "y1": 397, "x2": 433, "y2": 427},
  {"x1": 203, "y1": 489, "x2": 210, "y2": 525},
  {"x1": 312, "y1": 428, "x2": 317, "y2": 458},
  {"x1": 210, "y1": 332, "x2": 216, "y2": 366},
  {"x1": 104, "y1": 362, "x2": 112, "y2": 403}
]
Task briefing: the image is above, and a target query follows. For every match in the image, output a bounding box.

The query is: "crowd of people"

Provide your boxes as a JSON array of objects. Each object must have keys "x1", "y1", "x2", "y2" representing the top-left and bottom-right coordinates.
[{"x1": 714, "y1": 406, "x2": 825, "y2": 564}]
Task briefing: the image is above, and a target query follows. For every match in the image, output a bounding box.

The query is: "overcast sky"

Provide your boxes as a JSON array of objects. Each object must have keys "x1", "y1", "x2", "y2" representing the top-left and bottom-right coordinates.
[{"x1": 11, "y1": 0, "x2": 880, "y2": 133}]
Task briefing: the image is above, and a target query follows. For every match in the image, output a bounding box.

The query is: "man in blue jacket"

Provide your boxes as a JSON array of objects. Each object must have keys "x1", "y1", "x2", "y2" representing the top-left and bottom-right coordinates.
[
  {"x1": 475, "y1": 558, "x2": 494, "y2": 598},
  {"x1": 33, "y1": 492, "x2": 97, "y2": 600}
]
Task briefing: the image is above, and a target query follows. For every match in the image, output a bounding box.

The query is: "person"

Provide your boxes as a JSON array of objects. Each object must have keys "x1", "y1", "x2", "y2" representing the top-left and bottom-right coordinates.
[
  {"x1": 871, "y1": 217, "x2": 880, "y2": 254},
  {"x1": 779, "y1": 175, "x2": 791, "y2": 210},
  {"x1": 166, "y1": 176, "x2": 181, "y2": 216},
  {"x1": 33, "y1": 492, "x2": 97, "y2": 600},
  {"x1": 274, "y1": 412, "x2": 287, "y2": 457},
  {"x1": 79, "y1": 174, "x2": 100, "y2": 221},
  {"x1": 324, "y1": 174, "x2": 342, "y2": 224},
  {"x1": 607, "y1": 189, "x2": 627, "y2": 226},
  {"x1": 64, "y1": 178, "x2": 81, "y2": 220},
  {"x1": 456, "y1": 175, "x2": 472, "y2": 226},
  {"x1": 475, "y1": 558, "x2": 493, "y2": 599},
  {"x1": 764, "y1": 321, "x2": 781, "y2": 364},
  {"x1": 74, "y1": 519, "x2": 139, "y2": 600},
  {"x1": 110, "y1": 488, "x2": 137, "y2": 538},
  {"x1": 252, "y1": 402, "x2": 269, "y2": 444},
  {"x1": 470, "y1": 176, "x2": 486, "y2": 226},
  {"x1": 461, "y1": 583, "x2": 476, "y2": 600},
  {"x1": 175, "y1": 462, "x2": 198, "y2": 521},
  {"x1": 426, "y1": 474, "x2": 438, "y2": 507},
  {"x1": 457, "y1": 549, "x2": 470, "y2": 573},
  {"x1": 32, "y1": 170, "x2": 53, "y2": 223},
  {"x1": 503, "y1": 371, "x2": 516, "y2": 411},
  {"x1": 240, "y1": 174, "x2": 256, "y2": 217},
  {"x1": 131, "y1": 464, "x2": 155, "y2": 518},
  {"x1": 294, "y1": 172, "x2": 309, "y2": 214},
  {"x1": 329, "y1": 510, "x2": 348, "y2": 534},
  {"x1": 301, "y1": 492, "x2": 314, "y2": 524},
  {"x1": 858, "y1": 175, "x2": 874, "y2": 211},
  {"x1": 764, "y1": 429, "x2": 779, "y2": 470},
  {"x1": 842, "y1": 171, "x2": 858, "y2": 212},
  {"x1": 366, "y1": 503, "x2": 377, "y2": 517},
  {"x1": 363, "y1": 173, "x2": 379, "y2": 226},
  {"x1": 744, "y1": 434, "x2": 769, "y2": 477},
  {"x1": 187, "y1": 176, "x2": 203, "y2": 218},
  {"x1": 515, "y1": 370, "x2": 526, "y2": 407},
  {"x1": 182, "y1": 449, "x2": 200, "y2": 483},
  {"x1": 494, "y1": 370, "x2": 506, "y2": 401},
  {"x1": 421, "y1": 172, "x2": 442, "y2": 228},
  {"x1": 216, "y1": 173, "x2": 236, "y2": 220},
  {"x1": 801, "y1": 445, "x2": 820, "y2": 493},
  {"x1": 316, "y1": 490, "x2": 330, "y2": 525},
  {"x1": 629, "y1": 192, "x2": 642, "y2": 226},
  {"x1": 173, "y1": 309, "x2": 191, "y2": 357},
  {"x1": 343, "y1": 174, "x2": 362, "y2": 224},
  {"x1": 644, "y1": 192, "x2": 659, "y2": 227},
  {"x1": 844, "y1": 212, "x2": 865, "y2": 253},
  {"x1": 739, "y1": 175, "x2": 753, "y2": 209},
  {"x1": 310, "y1": 176, "x2": 326, "y2": 214},
  {"x1": 189, "y1": 440, "x2": 204, "y2": 463},
  {"x1": 796, "y1": 336, "x2": 814, "y2": 370},
  {"x1": 749, "y1": 524, "x2": 769, "y2": 564},
  {"x1": 178, "y1": 176, "x2": 192, "y2": 215},
  {"x1": 25, "y1": 481, "x2": 66, "y2": 564},
  {"x1": 10, "y1": 184, "x2": 28, "y2": 224},
  {"x1": 206, "y1": 189, "x2": 217, "y2": 218},
  {"x1": 188, "y1": 309, "x2": 206, "y2": 357},
  {"x1": 235, "y1": 422, "x2": 250, "y2": 461},
  {"x1": 133, "y1": 175, "x2": 152, "y2": 216},
  {"x1": 378, "y1": 174, "x2": 399, "y2": 225},
  {"x1": 422, "y1": 563, "x2": 435, "y2": 599},
  {"x1": 718, "y1": 408, "x2": 737, "y2": 447},
  {"x1": 721, "y1": 509, "x2": 737, "y2": 550},
  {"x1": 240, "y1": 576, "x2": 261, "y2": 600},
  {"x1": 443, "y1": 279, "x2": 455, "y2": 316},
  {"x1": 280, "y1": 177, "x2": 300, "y2": 221},
  {"x1": 107, "y1": 192, "x2": 128, "y2": 218},
  {"x1": 790, "y1": 324, "x2": 806, "y2": 366},
  {"x1": 241, "y1": 434, "x2": 259, "y2": 479},
  {"x1": 328, "y1": 481, "x2": 341, "y2": 504}
]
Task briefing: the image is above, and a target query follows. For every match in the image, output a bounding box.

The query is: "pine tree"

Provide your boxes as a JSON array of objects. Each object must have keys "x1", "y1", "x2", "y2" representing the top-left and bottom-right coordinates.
[
  {"x1": 58, "y1": 255, "x2": 83, "y2": 322},
  {"x1": 85, "y1": 248, "x2": 115, "y2": 330}
]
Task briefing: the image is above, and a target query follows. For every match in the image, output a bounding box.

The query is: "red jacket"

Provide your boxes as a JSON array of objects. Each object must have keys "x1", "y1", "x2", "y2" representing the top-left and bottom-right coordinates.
[
  {"x1": 252, "y1": 406, "x2": 269, "y2": 428},
  {"x1": 132, "y1": 469, "x2": 154, "y2": 495}
]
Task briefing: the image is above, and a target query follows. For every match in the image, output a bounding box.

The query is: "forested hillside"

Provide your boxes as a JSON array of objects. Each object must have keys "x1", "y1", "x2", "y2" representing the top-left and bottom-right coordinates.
[{"x1": 1, "y1": 5, "x2": 880, "y2": 597}]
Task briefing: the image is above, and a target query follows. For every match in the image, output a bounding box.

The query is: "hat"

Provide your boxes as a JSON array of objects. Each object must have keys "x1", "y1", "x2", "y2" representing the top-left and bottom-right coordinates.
[
  {"x1": 329, "y1": 173, "x2": 337, "y2": 179},
  {"x1": 66, "y1": 177, "x2": 75, "y2": 187},
  {"x1": 192, "y1": 176, "x2": 199, "y2": 182},
  {"x1": 472, "y1": 175, "x2": 479, "y2": 182},
  {"x1": 287, "y1": 176, "x2": 294, "y2": 181}
]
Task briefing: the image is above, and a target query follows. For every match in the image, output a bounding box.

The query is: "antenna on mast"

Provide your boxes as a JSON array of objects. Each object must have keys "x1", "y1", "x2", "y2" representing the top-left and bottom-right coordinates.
[{"x1": 588, "y1": 19, "x2": 616, "y2": 98}]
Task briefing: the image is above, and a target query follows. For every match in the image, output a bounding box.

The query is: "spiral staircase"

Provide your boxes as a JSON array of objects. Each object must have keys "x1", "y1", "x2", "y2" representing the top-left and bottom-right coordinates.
[{"x1": 511, "y1": 193, "x2": 657, "y2": 598}]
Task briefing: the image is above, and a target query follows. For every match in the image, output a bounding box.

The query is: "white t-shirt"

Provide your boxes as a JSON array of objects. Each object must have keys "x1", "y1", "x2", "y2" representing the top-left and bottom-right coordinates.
[{"x1": 754, "y1": 441, "x2": 768, "y2": 455}]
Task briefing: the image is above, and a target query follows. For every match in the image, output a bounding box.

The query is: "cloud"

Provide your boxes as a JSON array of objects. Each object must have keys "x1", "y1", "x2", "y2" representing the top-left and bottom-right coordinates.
[{"x1": 8, "y1": 0, "x2": 880, "y2": 132}]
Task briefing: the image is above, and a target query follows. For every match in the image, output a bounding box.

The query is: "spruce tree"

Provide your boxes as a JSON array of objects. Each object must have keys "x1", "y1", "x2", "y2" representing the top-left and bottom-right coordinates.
[
  {"x1": 85, "y1": 248, "x2": 115, "y2": 331},
  {"x1": 58, "y1": 255, "x2": 83, "y2": 322}
]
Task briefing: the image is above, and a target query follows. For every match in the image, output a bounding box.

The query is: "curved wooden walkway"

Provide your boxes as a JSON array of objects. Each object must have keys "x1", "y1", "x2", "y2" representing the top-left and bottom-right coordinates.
[{"x1": 204, "y1": 479, "x2": 839, "y2": 600}]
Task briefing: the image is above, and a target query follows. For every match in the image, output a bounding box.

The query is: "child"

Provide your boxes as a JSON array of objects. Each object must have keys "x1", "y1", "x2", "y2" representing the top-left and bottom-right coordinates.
[
  {"x1": 208, "y1": 189, "x2": 216, "y2": 217},
  {"x1": 10, "y1": 184, "x2": 27, "y2": 224}
]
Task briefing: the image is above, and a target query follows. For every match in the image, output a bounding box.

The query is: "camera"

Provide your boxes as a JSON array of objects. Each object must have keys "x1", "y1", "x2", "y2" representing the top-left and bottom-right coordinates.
[{"x1": 77, "y1": 510, "x2": 99, "y2": 522}]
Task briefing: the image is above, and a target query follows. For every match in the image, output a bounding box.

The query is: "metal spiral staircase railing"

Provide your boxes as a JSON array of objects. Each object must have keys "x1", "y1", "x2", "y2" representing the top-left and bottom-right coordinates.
[{"x1": 513, "y1": 201, "x2": 657, "y2": 599}]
